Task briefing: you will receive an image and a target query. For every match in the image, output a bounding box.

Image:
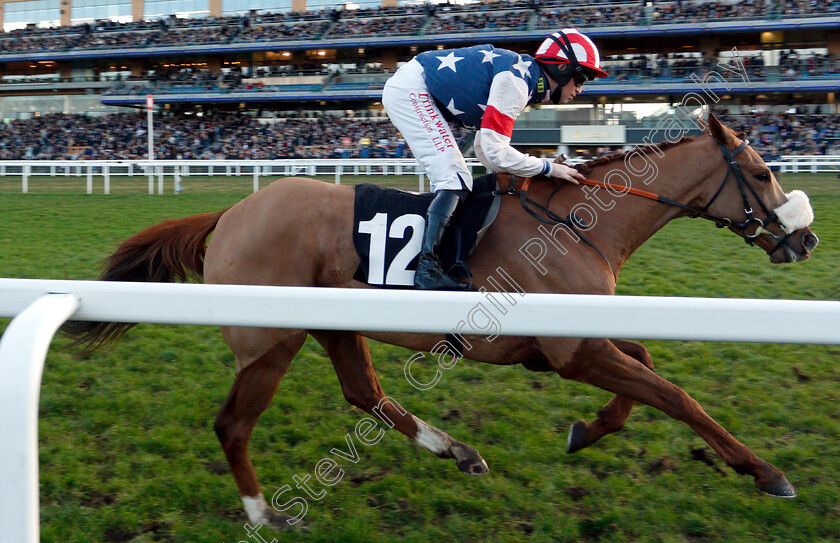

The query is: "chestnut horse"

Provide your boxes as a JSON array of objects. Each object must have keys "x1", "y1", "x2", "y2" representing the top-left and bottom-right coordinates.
[{"x1": 66, "y1": 114, "x2": 818, "y2": 530}]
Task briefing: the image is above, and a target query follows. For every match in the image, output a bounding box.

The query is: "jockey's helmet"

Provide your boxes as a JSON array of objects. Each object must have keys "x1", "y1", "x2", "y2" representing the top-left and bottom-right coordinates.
[{"x1": 535, "y1": 29, "x2": 608, "y2": 103}]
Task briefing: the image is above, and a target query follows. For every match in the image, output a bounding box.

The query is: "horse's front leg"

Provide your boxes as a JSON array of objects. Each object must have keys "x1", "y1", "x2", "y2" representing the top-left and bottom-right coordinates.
[
  {"x1": 566, "y1": 339, "x2": 652, "y2": 453},
  {"x1": 543, "y1": 337, "x2": 796, "y2": 498}
]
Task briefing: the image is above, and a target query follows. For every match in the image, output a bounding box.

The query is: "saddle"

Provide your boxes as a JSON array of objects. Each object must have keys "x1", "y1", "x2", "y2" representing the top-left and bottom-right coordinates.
[{"x1": 352, "y1": 173, "x2": 502, "y2": 288}]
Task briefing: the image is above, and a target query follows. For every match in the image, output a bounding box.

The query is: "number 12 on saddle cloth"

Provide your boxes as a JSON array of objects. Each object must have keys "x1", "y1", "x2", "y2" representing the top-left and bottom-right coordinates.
[{"x1": 352, "y1": 175, "x2": 501, "y2": 287}]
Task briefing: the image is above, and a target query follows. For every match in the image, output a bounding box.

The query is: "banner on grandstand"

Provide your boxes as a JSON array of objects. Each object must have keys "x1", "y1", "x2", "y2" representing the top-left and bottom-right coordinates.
[{"x1": 561, "y1": 125, "x2": 626, "y2": 145}]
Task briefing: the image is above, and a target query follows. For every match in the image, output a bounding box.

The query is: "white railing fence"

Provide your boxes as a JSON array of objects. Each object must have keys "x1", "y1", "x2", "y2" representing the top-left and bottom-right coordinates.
[
  {"x1": 0, "y1": 159, "x2": 484, "y2": 194},
  {"x1": 1, "y1": 278, "x2": 840, "y2": 543},
  {"x1": 774, "y1": 155, "x2": 840, "y2": 174},
  {"x1": 0, "y1": 157, "x2": 836, "y2": 195}
]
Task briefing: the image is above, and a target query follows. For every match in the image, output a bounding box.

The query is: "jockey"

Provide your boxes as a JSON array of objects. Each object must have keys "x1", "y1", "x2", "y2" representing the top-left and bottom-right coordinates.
[{"x1": 382, "y1": 28, "x2": 608, "y2": 291}]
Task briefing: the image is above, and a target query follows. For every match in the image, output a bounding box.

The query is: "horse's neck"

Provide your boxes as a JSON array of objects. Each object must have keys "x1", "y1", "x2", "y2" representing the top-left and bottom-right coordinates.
[{"x1": 589, "y1": 138, "x2": 720, "y2": 274}]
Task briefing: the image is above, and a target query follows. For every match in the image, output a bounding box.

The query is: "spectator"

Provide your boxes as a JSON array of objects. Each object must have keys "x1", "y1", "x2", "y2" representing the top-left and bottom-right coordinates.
[{"x1": 0, "y1": 112, "x2": 470, "y2": 160}]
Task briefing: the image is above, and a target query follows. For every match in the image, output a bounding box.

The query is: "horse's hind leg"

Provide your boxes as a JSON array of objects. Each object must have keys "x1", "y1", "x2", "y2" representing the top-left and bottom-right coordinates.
[
  {"x1": 214, "y1": 329, "x2": 307, "y2": 531},
  {"x1": 545, "y1": 337, "x2": 796, "y2": 498},
  {"x1": 566, "y1": 339, "x2": 653, "y2": 453},
  {"x1": 311, "y1": 330, "x2": 489, "y2": 475}
]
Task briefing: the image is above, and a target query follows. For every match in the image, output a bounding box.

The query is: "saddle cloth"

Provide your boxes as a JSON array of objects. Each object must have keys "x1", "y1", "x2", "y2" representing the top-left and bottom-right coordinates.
[{"x1": 352, "y1": 173, "x2": 501, "y2": 288}]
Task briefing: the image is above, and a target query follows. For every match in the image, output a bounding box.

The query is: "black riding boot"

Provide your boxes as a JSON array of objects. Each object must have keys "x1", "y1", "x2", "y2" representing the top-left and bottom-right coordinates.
[{"x1": 414, "y1": 189, "x2": 470, "y2": 290}]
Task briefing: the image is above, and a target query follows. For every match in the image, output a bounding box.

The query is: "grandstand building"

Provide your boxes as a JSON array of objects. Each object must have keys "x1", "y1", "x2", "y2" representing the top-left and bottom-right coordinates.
[{"x1": 0, "y1": 0, "x2": 837, "y2": 159}]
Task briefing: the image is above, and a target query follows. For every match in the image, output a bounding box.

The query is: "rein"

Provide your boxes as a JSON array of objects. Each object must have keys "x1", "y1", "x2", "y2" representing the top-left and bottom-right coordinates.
[
  {"x1": 500, "y1": 136, "x2": 793, "y2": 270},
  {"x1": 496, "y1": 174, "x2": 616, "y2": 276},
  {"x1": 575, "y1": 139, "x2": 777, "y2": 236},
  {"x1": 575, "y1": 177, "x2": 729, "y2": 226}
]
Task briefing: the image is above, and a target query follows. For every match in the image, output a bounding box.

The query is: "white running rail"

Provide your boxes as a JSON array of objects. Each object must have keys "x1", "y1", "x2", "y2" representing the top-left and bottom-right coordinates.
[
  {"x1": 0, "y1": 158, "x2": 483, "y2": 194},
  {"x1": 1, "y1": 277, "x2": 839, "y2": 542},
  {"x1": 0, "y1": 157, "x2": 836, "y2": 195}
]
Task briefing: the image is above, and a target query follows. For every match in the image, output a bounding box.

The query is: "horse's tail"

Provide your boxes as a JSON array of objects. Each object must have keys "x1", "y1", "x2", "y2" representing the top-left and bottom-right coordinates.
[{"x1": 63, "y1": 208, "x2": 230, "y2": 354}]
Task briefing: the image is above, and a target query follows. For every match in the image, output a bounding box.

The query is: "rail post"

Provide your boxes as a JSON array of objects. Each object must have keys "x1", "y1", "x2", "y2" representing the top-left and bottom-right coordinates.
[
  {"x1": 22, "y1": 164, "x2": 30, "y2": 193},
  {"x1": 0, "y1": 294, "x2": 80, "y2": 543}
]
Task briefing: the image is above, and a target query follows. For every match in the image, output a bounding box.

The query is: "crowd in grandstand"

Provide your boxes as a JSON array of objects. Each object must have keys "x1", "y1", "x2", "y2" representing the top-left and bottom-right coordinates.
[
  {"x1": 0, "y1": 0, "x2": 835, "y2": 161},
  {"x1": 779, "y1": 50, "x2": 839, "y2": 78},
  {"x1": 647, "y1": 0, "x2": 768, "y2": 22},
  {"x1": 141, "y1": 65, "x2": 247, "y2": 91},
  {"x1": 0, "y1": 111, "x2": 835, "y2": 161},
  {"x1": 720, "y1": 112, "x2": 840, "y2": 157},
  {"x1": 235, "y1": 20, "x2": 331, "y2": 42},
  {"x1": 602, "y1": 51, "x2": 838, "y2": 81},
  {"x1": 328, "y1": 15, "x2": 426, "y2": 37},
  {"x1": 1, "y1": 0, "x2": 838, "y2": 55},
  {"x1": 94, "y1": 47, "x2": 838, "y2": 98},
  {"x1": 8, "y1": 49, "x2": 831, "y2": 90},
  {"x1": 425, "y1": 11, "x2": 531, "y2": 33},
  {"x1": 536, "y1": 5, "x2": 640, "y2": 28},
  {"x1": 0, "y1": 112, "x2": 473, "y2": 160}
]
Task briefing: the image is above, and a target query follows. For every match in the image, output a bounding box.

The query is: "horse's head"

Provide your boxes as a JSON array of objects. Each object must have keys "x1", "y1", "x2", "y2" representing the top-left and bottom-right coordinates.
[{"x1": 702, "y1": 113, "x2": 818, "y2": 263}]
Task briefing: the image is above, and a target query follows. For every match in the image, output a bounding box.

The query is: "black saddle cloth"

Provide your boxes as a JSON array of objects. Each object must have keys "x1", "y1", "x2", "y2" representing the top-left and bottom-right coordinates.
[{"x1": 352, "y1": 173, "x2": 501, "y2": 288}]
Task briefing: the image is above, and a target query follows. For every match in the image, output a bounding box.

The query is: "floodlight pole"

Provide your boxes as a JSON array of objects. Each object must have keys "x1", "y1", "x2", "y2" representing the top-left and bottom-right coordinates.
[
  {"x1": 146, "y1": 94, "x2": 154, "y2": 162},
  {"x1": 147, "y1": 94, "x2": 155, "y2": 194}
]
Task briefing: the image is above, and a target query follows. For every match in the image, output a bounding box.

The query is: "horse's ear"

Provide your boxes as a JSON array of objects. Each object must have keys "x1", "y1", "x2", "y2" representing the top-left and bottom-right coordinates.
[{"x1": 707, "y1": 113, "x2": 735, "y2": 146}]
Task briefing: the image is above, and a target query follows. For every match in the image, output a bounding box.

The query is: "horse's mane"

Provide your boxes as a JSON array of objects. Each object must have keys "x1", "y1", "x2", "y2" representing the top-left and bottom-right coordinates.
[
  {"x1": 573, "y1": 127, "x2": 748, "y2": 174},
  {"x1": 573, "y1": 137, "x2": 695, "y2": 174}
]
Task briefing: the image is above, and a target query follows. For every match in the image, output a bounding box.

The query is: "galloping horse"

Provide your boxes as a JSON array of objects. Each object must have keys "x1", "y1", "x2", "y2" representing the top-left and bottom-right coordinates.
[{"x1": 66, "y1": 114, "x2": 818, "y2": 530}]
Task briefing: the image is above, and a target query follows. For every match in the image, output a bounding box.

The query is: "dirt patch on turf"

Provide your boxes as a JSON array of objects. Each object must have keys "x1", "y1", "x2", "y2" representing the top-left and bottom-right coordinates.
[
  {"x1": 204, "y1": 460, "x2": 230, "y2": 475},
  {"x1": 690, "y1": 446, "x2": 727, "y2": 476},
  {"x1": 646, "y1": 456, "x2": 675, "y2": 475}
]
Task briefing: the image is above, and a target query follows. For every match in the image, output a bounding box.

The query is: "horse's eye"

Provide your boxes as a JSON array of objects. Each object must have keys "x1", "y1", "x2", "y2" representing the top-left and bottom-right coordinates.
[{"x1": 755, "y1": 172, "x2": 771, "y2": 183}]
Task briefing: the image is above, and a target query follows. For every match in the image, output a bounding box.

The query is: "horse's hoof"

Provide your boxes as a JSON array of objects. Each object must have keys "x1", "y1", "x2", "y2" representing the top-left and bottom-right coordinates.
[
  {"x1": 757, "y1": 474, "x2": 797, "y2": 499},
  {"x1": 566, "y1": 420, "x2": 589, "y2": 454},
  {"x1": 456, "y1": 452, "x2": 490, "y2": 476},
  {"x1": 266, "y1": 510, "x2": 303, "y2": 531}
]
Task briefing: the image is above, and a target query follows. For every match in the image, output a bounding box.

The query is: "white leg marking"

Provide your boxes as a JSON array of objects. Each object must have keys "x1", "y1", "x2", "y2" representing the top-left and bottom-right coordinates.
[
  {"x1": 413, "y1": 416, "x2": 449, "y2": 455},
  {"x1": 242, "y1": 494, "x2": 270, "y2": 524}
]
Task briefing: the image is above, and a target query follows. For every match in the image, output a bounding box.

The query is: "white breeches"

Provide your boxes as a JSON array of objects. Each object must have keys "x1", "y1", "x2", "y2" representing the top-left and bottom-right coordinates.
[{"x1": 382, "y1": 59, "x2": 473, "y2": 192}]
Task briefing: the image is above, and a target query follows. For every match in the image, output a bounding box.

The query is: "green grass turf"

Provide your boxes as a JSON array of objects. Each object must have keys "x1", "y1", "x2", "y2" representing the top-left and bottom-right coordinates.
[{"x1": 0, "y1": 172, "x2": 838, "y2": 542}]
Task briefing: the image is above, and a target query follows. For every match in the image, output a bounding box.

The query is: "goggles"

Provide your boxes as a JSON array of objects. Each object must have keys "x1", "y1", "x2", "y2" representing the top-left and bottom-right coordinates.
[{"x1": 573, "y1": 69, "x2": 592, "y2": 87}]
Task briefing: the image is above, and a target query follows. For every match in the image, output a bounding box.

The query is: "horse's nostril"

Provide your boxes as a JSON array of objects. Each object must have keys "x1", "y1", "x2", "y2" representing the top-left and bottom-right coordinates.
[{"x1": 803, "y1": 233, "x2": 819, "y2": 250}]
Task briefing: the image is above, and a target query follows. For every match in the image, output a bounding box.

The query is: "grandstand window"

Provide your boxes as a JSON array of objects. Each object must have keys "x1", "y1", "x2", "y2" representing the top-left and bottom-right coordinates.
[
  {"x1": 401, "y1": 0, "x2": 479, "y2": 4},
  {"x1": 222, "y1": 0, "x2": 292, "y2": 15},
  {"x1": 144, "y1": 0, "x2": 208, "y2": 19},
  {"x1": 307, "y1": 0, "x2": 383, "y2": 10},
  {"x1": 3, "y1": 0, "x2": 59, "y2": 30},
  {"x1": 71, "y1": 0, "x2": 131, "y2": 24}
]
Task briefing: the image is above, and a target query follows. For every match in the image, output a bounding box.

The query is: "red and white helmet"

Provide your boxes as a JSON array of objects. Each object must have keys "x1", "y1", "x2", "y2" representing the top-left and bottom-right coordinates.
[{"x1": 535, "y1": 28, "x2": 608, "y2": 79}]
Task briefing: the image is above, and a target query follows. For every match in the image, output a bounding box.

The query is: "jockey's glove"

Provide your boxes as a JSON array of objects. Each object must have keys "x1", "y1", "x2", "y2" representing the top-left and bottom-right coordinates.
[{"x1": 543, "y1": 160, "x2": 584, "y2": 185}]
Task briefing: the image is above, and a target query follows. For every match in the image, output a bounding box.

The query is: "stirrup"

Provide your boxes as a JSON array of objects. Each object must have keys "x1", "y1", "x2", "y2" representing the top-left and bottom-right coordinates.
[{"x1": 414, "y1": 258, "x2": 473, "y2": 291}]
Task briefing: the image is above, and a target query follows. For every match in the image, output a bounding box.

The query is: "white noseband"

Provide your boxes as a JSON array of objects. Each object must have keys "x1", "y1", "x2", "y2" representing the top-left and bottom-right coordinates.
[{"x1": 774, "y1": 190, "x2": 814, "y2": 234}]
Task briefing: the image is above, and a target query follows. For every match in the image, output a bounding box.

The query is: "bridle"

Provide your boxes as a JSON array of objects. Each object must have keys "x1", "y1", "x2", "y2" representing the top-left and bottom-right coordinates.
[
  {"x1": 703, "y1": 139, "x2": 795, "y2": 251},
  {"x1": 505, "y1": 136, "x2": 797, "y2": 275},
  {"x1": 576, "y1": 136, "x2": 796, "y2": 254}
]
